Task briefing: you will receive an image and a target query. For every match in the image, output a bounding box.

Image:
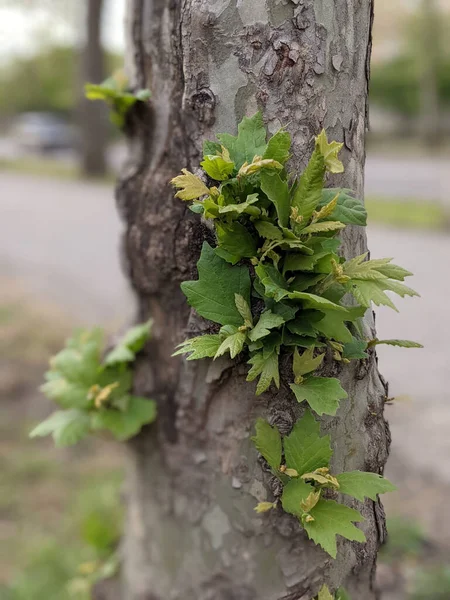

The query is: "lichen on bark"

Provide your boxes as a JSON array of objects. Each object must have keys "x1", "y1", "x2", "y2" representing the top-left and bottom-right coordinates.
[{"x1": 118, "y1": 1, "x2": 389, "y2": 598}]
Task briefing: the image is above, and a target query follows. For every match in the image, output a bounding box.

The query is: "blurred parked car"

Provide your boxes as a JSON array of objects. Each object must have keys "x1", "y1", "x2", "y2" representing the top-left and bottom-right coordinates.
[{"x1": 9, "y1": 112, "x2": 77, "y2": 153}]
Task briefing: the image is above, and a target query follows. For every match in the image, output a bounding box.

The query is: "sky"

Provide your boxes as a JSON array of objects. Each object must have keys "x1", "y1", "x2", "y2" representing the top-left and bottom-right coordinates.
[{"x1": 0, "y1": 0, "x2": 125, "y2": 64}]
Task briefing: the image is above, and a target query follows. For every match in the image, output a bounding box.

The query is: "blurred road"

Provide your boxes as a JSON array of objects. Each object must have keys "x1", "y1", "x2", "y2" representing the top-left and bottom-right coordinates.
[
  {"x1": 1, "y1": 170, "x2": 449, "y2": 490},
  {"x1": 365, "y1": 154, "x2": 448, "y2": 203},
  {"x1": 0, "y1": 172, "x2": 134, "y2": 325}
]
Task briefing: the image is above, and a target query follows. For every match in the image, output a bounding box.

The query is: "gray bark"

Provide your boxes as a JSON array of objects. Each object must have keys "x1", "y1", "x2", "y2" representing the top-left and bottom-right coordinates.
[
  {"x1": 118, "y1": 1, "x2": 390, "y2": 598},
  {"x1": 79, "y1": 0, "x2": 108, "y2": 176}
]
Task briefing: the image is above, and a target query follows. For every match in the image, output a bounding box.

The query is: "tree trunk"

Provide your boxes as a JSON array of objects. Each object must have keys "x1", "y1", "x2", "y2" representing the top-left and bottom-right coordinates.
[
  {"x1": 79, "y1": 0, "x2": 107, "y2": 176},
  {"x1": 118, "y1": 1, "x2": 390, "y2": 598}
]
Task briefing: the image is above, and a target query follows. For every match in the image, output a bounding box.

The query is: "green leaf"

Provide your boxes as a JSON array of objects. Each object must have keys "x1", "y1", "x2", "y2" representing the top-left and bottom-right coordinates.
[
  {"x1": 41, "y1": 378, "x2": 91, "y2": 410},
  {"x1": 216, "y1": 222, "x2": 258, "y2": 259},
  {"x1": 255, "y1": 220, "x2": 283, "y2": 240},
  {"x1": 247, "y1": 350, "x2": 280, "y2": 395},
  {"x1": 370, "y1": 339, "x2": 423, "y2": 349},
  {"x1": 170, "y1": 169, "x2": 210, "y2": 200},
  {"x1": 181, "y1": 242, "x2": 251, "y2": 326},
  {"x1": 203, "y1": 140, "x2": 222, "y2": 157},
  {"x1": 342, "y1": 337, "x2": 368, "y2": 359},
  {"x1": 30, "y1": 409, "x2": 90, "y2": 447},
  {"x1": 172, "y1": 334, "x2": 223, "y2": 360},
  {"x1": 287, "y1": 291, "x2": 348, "y2": 313},
  {"x1": 260, "y1": 171, "x2": 290, "y2": 227},
  {"x1": 215, "y1": 329, "x2": 246, "y2": 359},
  {"x1": 49, "y1": 344, "x2": 101, "y2": 385},
  {"x1": 336, "y1": 589, "x2": 351, "y2": 600},
  {"x1": 291, "y1": 148, "x2": 325, "y2": 223},
  {"x1": 104, "y1": 319, "x2": 152, "y2": 366},
  {"x1": 293, "y1": 347, "x2": 325, "y2": 378},
  {"x1": 336, "y1": 471, "x2": 396, "y2": 501},
  {"x1": 263, "y1": 129, "x2": 291, "y2": 164},
  {"x1": 214, "y1": 246, "x2": 240, "y2": 265},
  {"x1": 217, "y1": 112, "x2": 267, "y2": 168},
  {"x1": 251, "y1": 418, "x2": 282, "y2": 471},
  {"x1": 290, "y1": 376, "x2": 348, "y2": 416},
  {"x1": 319, "y1": 189, "x2": 367, "y2": 226},
  {"x1": 314, "y1": 312, "x2": 353, "y2": 344},
  {"x1": 317, "y1": 585, "x2": 334, "y2": 600},
  {"x1": 91, "y1": 396, "x2": 157, "y2": 441},
  {"x1": 301, "y1": 221, "x2": 345, "y2": 235},
  {"x1": 346, "y1": 280, "x2": 398, "y2": 312},
  {"x1": 290, "y1": 273, "x2": 326, "y2": 293},
  {"x1": 281, "y1": 478, "x2": 315, "y2": 517},
  {"x1": 248, "y1": 310, "x2": 285, "y2": 342},
  {"x1": 284, "y1": 410, "x2": 332, "y2": 475},
  {"x1": 373, "y1": 263, "x2": 413, "y2": 281},
  {"x1": 201, "y1": 154, "x2": 234, "y2": 180},
  {"x1": 303, "y1": 498, "x2": 365, "y2": 558},
  {"x1": 235, "y1": 293, "x2": 253, "y2": 327},
  {"x1": 287, "y1": 311, "x2": 324, "y2": 337},
  {"x1": 218, "y1": 193, "x2": 260, "y2": 217},
  {"x1": 283, "y1": 250, "x2": 331, "y2": 273}
]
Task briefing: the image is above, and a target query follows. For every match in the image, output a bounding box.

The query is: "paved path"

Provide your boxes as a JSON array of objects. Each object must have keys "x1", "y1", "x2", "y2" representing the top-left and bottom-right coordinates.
[
  {"x1": 365, "y1": 154, "x2": 448, "y2": 204},
  {"x1": 1, "y1": 172, "x2": 449, "y2": 490},
  {"x1": 0, "y1": 172, "x2": 134, "y2": 325}
]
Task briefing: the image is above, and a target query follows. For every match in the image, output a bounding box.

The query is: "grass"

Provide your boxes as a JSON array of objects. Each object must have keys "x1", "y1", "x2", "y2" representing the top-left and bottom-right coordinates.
[
  {"x1": 0, "y1": 156, "x2": 114, "y2": 183},
  {"x1": 0, "y1": 284, "x2": 124, "y2": 599},
  {"x1": 366, "y1": 196, "x2": 449, "y2": 231}
]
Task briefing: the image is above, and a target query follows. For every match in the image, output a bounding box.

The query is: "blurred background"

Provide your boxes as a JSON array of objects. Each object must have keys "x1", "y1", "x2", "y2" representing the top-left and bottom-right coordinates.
[{"x1": 0, "y1": 1, "x2": 449, "y2": 598}]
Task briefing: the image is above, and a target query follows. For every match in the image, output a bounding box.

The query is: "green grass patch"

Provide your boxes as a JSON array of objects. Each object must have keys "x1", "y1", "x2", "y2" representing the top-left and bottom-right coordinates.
[
  {"x1": 0, "y1": 156, "x2": 114, "y2": 183},
  {"x1": 366, "y1": 196, "x2": 448, "y2": 231}
]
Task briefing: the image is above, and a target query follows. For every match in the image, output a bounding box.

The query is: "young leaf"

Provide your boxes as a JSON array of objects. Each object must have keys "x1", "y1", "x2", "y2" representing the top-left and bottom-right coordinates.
[
  {"x1": 263, "y1": 129, "x2": 291, "y2": 164},
  {"x1": 291, "y1": 148, "x2": 325, "y2": 224},
  {"x1": 40, "y1": 378, "x2": 92, "y2": 410},
  {"x1": 319, "y1": 189, "x2": 367, "y2": 226},
  {"x1": 172, "y1": 334, "x2": 223, "y2": 360},
  {"x1": 238, "y1": 157, "x2": 283, "y2": 176},
  {"x1": 235, "y1": 293, "x2": 253, "y2": 327},
  {"x1": 255, "y1": 220, "x2": 284, "y2": 240},
  {"x1": 30, "y1": 409, "x2": 90, "y2": 447},
  {"x1": 255, "y1": 501, "x2": 277, "y2": 513},
  {"x1": 335, "y1": 471, "x2": 396, "y2": 502},
  {"x1": 218, "y1": 194, "x2": 260, "y2": 216},
  {"x1": 315, "y1": 130, "x2": 344, "y2": 174},
  {"x1": 317, "y1": 585, "x2": 334, "y2": 600},
  {"x1": 251, "y1": 418, "x2": 282, "y2": 471},
  {"x1": 247, "y1": 350, "x2": 280, "y2": 395},
  {"x1": 284, "y1": 410, "x2": 332, "y2": 475},
  {"x1": 369, "y1": 339, "x2": 423, "y2": 349},
  {"x1": 290, "y1": 376, "x2": 348, "y2": 416},
  {"x1": 200, "y1": 153, "x2": 234, "y2": 180},
  {"x1": 217, "y1": 112, "x2": 267, "y2": 168},
  {"x1": 301, "y1": 221, "x2": 345, "y2": 235},
  {"x1": 181, "y1": 242, "x2": 251, "y2": 326},
  {"x1": 214, "y1": 329, "x2": 246, "y2": 359},
  {"x1": 170, "y1": 169, "x2": 210, "y2": 200},
  {"x1": 260, "y1": 171, "x2": 290, "y2": 227},
  {"x1": 293, "y1": 347, "x2": 325, "y2": 378},
  {"x1": 248, "y1": 310, "x2": 285, "y2": 342},
  {"x1": 287, "y1": 291, "x2": 348, "y2": 313},
  {"x1": 303, "y1": 498, "x2": 365, "y2": 558},
  {"x1": 281, "y1": 478, "x2": 315, "y2": 517}
]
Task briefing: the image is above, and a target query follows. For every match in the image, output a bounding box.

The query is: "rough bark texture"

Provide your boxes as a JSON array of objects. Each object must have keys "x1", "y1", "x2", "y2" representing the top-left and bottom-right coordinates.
[
  {"x1": 79, "y1": 0, "x2": 108, "y2": 176},
  {"x1": 117, "y1": 1, "x2": 390, "y2": 598}
]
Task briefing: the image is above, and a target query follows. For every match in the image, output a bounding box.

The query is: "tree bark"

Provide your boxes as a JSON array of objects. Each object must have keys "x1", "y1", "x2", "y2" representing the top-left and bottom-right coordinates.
[
  {"x1": 79, "y1": 0, "x2": 108, "y2": 176},
  {"x1": 118, "y1": 1, "x2": 390, "y2": 598}
]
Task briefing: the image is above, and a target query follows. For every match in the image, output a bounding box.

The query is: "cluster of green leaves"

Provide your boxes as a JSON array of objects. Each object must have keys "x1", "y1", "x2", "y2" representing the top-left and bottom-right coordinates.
[
  {"x1": 252, "y1": 413, "x2": 396, "y2": 558},
  {"x1": 30, "y1": 321, "x2": 156, "y2": 446},
  {"x1": 172, "y1": 112, "x2": 422, "y2": 416},
  {"x1": 85, "y1": 71, "x2": 151, "y2": 128}
]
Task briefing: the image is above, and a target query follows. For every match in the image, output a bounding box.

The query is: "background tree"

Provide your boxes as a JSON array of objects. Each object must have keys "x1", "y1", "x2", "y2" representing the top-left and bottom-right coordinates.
[
  {"x1": 118, "y1": 1, "x2": 390, "y2": 598},
  {"x1": 78, "y1": 0, "x2": 108, "y2": 176}
]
